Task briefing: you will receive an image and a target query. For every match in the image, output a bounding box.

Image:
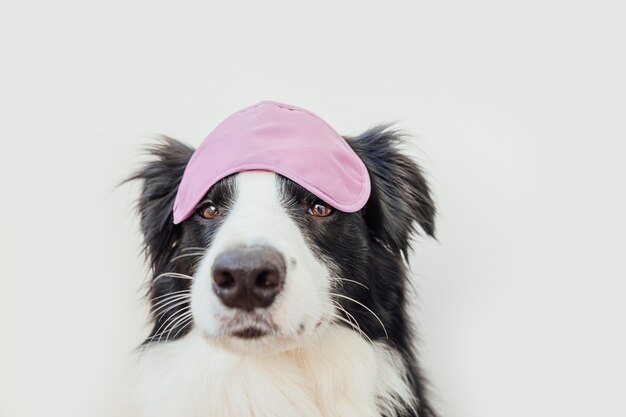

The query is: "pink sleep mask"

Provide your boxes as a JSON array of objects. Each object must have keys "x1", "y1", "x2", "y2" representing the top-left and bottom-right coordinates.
[{"x1": 172, "y1": 101, "x2": 371, "y2": 224}]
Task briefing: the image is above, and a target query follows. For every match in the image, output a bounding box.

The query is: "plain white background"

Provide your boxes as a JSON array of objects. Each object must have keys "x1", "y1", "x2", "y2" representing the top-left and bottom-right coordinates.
[{"x1": 1, "y1": 1, "x2": 625, "y2": 416}]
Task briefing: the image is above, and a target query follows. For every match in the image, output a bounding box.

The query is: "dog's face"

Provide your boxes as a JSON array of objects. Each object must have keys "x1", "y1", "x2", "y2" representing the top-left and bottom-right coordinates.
[
  {"x1": 130, "y1": 127, "x2": 435, "y2": 355},
  {"x1": 188, "y1": 170, "x2": 368, "y2": 353}
]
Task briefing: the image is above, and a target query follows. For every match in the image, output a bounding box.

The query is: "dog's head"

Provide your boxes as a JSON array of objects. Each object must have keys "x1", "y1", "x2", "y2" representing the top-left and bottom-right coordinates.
[{"x1": 129, "y1": 126, "x2": 434, "y2": 354}]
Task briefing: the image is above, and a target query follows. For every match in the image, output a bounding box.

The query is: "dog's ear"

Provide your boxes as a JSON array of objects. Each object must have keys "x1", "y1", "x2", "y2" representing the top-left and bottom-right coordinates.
[
  {"x1": 124, "y1": 137, "x2": 194, "y2": 275},
  {"x1": 346, "y1": 126, "x2": 435, "y2": 258}
]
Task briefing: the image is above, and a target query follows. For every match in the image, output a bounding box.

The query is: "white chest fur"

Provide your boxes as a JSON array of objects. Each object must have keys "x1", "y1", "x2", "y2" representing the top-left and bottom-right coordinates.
[{"x1": 132, "y1": 326, "x2": 413, "y2": 417}]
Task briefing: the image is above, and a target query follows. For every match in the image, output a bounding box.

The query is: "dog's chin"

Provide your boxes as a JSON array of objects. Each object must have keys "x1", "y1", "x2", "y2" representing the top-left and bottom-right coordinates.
[
  {"x1": 200, "y1": 320, "x2": 319, "y2": 355},
  {"x1": 201, "y1": 330, "x2": 301, "y2": 355}
]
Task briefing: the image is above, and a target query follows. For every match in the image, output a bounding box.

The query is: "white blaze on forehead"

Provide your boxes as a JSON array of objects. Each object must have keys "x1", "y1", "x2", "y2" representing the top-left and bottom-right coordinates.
[
  {"x1": 214, "y1": 170, "x2": 295, "y2": 248},
  {"x1": 191, "y1": 171, "x2": 332, "y2": 346}
]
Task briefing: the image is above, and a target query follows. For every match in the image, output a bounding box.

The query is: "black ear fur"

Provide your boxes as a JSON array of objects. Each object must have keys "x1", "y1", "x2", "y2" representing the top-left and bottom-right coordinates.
[
  {"x1": 124, "y1": 137, "x2": 194, "y2": 276},
  {"x1": 346, "y1": 125, "x2": 436, "y2": 258}
]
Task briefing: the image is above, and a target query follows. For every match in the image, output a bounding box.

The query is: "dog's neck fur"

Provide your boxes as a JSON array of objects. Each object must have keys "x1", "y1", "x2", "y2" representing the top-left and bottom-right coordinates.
[{"x1": 132, "y1": 326, "x2": 414, "y2": 417}]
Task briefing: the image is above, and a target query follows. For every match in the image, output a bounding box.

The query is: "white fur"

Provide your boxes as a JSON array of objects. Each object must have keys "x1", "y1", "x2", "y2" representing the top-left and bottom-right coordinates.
[
  {"x1": 132, "y1": 172, "x2": 415, "y2": 416},
  {"x1": 132, "y1": 326, "x2": 414, "y2": 417}
]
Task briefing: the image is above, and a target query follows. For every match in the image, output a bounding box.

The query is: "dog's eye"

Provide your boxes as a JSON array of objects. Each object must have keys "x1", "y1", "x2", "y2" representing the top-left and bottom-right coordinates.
[
  {"x1": 198, "y1": 204, "x2": 220, "y2": 219},
  {"x1": 308, "y1": 202, "x2": 333, "y2": 217}
]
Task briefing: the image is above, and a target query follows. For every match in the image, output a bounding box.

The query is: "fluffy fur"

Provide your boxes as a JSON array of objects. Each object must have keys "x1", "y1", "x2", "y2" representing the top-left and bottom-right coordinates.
[{"x1": 126, "y1": 126, "x2": 437, "y2": 417}]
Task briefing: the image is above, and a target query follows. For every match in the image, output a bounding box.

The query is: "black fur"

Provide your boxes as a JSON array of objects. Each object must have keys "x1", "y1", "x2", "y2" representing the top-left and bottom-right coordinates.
[
  {"x1": 125, "y1": 137, "x2": 194, "y2": 275},
  {"x1": 124, "y1": 137, "x2": 196, "y2": 343},
  {"x1": 346, "y1": 125, "x2": 436, "y2": 257},
  {"x1": 127, "y1": 126, "x2": 437, "y2": 416},
  {"x1": 347, "y1": 126, "x2": 436, "y2": 417}
]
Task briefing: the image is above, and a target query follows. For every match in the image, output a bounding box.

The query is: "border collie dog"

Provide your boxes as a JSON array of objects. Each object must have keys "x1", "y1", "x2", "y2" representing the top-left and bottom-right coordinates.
[{"x1": 127, "y1": 119, "x2": 437, "y2": 417}]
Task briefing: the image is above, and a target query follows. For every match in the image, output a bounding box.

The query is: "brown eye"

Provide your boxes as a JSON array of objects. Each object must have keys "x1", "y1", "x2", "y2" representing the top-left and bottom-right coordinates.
[
  {"x1": 308, "y1": 202, "x2": 333, "y2": 217},
  {"x1": 198, "y1": 204, "x2": 219, "y2": 219}
]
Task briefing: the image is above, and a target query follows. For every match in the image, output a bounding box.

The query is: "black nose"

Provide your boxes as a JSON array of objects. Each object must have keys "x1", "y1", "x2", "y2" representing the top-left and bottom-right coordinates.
[{"x1": 212, "y1": 246, "x2": 286, "y2": 311}]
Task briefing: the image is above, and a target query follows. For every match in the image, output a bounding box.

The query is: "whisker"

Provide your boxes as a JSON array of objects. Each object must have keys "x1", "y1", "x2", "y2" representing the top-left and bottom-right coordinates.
[
  {"x1": 152, "y1": 296, "x2": 192, "y2": 316},
  {"x1": 151, "y1": 289, "x2": 191, "y2": 302},
  {"x1": 327, "y1": 292, "x2": 388, "y2": 339},
  {"x1": 326, "y1": 311, "x2": 373, "y2": 345},
  {"x1": 149, "y1": 308, "x2": 192, "y2": 344},
  {"x1": 152, "y1": 291, "x2": 191, "y2": 304},
  {"x1": 320, "y1": 300, "x2": 373, "y2": 345},
  {"x1": 171, "y1": 252, "x2": 205, "y2": 262},
  {"x1": 180, "y1": 247, "x2": 207, "y2": 252},
  {"x1": 151, "y1": 291, "x2": 191, "y2": 306},
  {"x1": 333, "y1": 277, "x2": 369, "y2": 290},
  {"x1": 338, "y1": 307, "x2": 373, "y2": 345},
  {"x1": 330, "y1": 300, "x2": 358, "y2": 327},
  {"x1": 152, "y1": 296, "x2": 191, "y2": 315},
  {"x1": 171, "y1": 315, "x2": 195, "y2": 340},
  {"x1": 162, "y1": 311, "x2": 194, "y2": 342},
  {"x1": 151, "y1": 290, "x2": 191, "y2": 305},
  {"x1": 155, "y1": 272, "x2": 195, "y2": 280},
  {"x1": 153, "y1": 272, "x2": 195, "y2": 286},
  {"x1": 151, "y1": 305, "x2": 190, "y2": 337},
  {"x1": 153, "y1": 310, "x2": 190, "y2": 340}
]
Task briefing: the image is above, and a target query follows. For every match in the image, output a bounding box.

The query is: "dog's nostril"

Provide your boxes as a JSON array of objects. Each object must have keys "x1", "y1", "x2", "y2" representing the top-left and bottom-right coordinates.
[
  {"x1": 214, "y1": 271, "x2": 236, "y2": 289},
  {"x1": 255, "y1": 270, "x2": 280, "y2": 289}
]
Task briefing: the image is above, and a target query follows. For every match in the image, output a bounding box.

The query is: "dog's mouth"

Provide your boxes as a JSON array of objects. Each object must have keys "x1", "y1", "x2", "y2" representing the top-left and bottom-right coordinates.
[
  {"x1": 218, "y1": 312, "x2": 276, "y2": 340},
  {"x1": 203, "y1": 309, "x2": 323, "y2": 354},
  {"x1": 230, "y1": 326, "x2": 269, "y2": 339}
]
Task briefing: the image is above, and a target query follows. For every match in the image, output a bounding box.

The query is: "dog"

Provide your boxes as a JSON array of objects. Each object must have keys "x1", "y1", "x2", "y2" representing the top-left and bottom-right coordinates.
[{"x1": 126, "y1": 104, "x2": 437, "y2": 417}]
